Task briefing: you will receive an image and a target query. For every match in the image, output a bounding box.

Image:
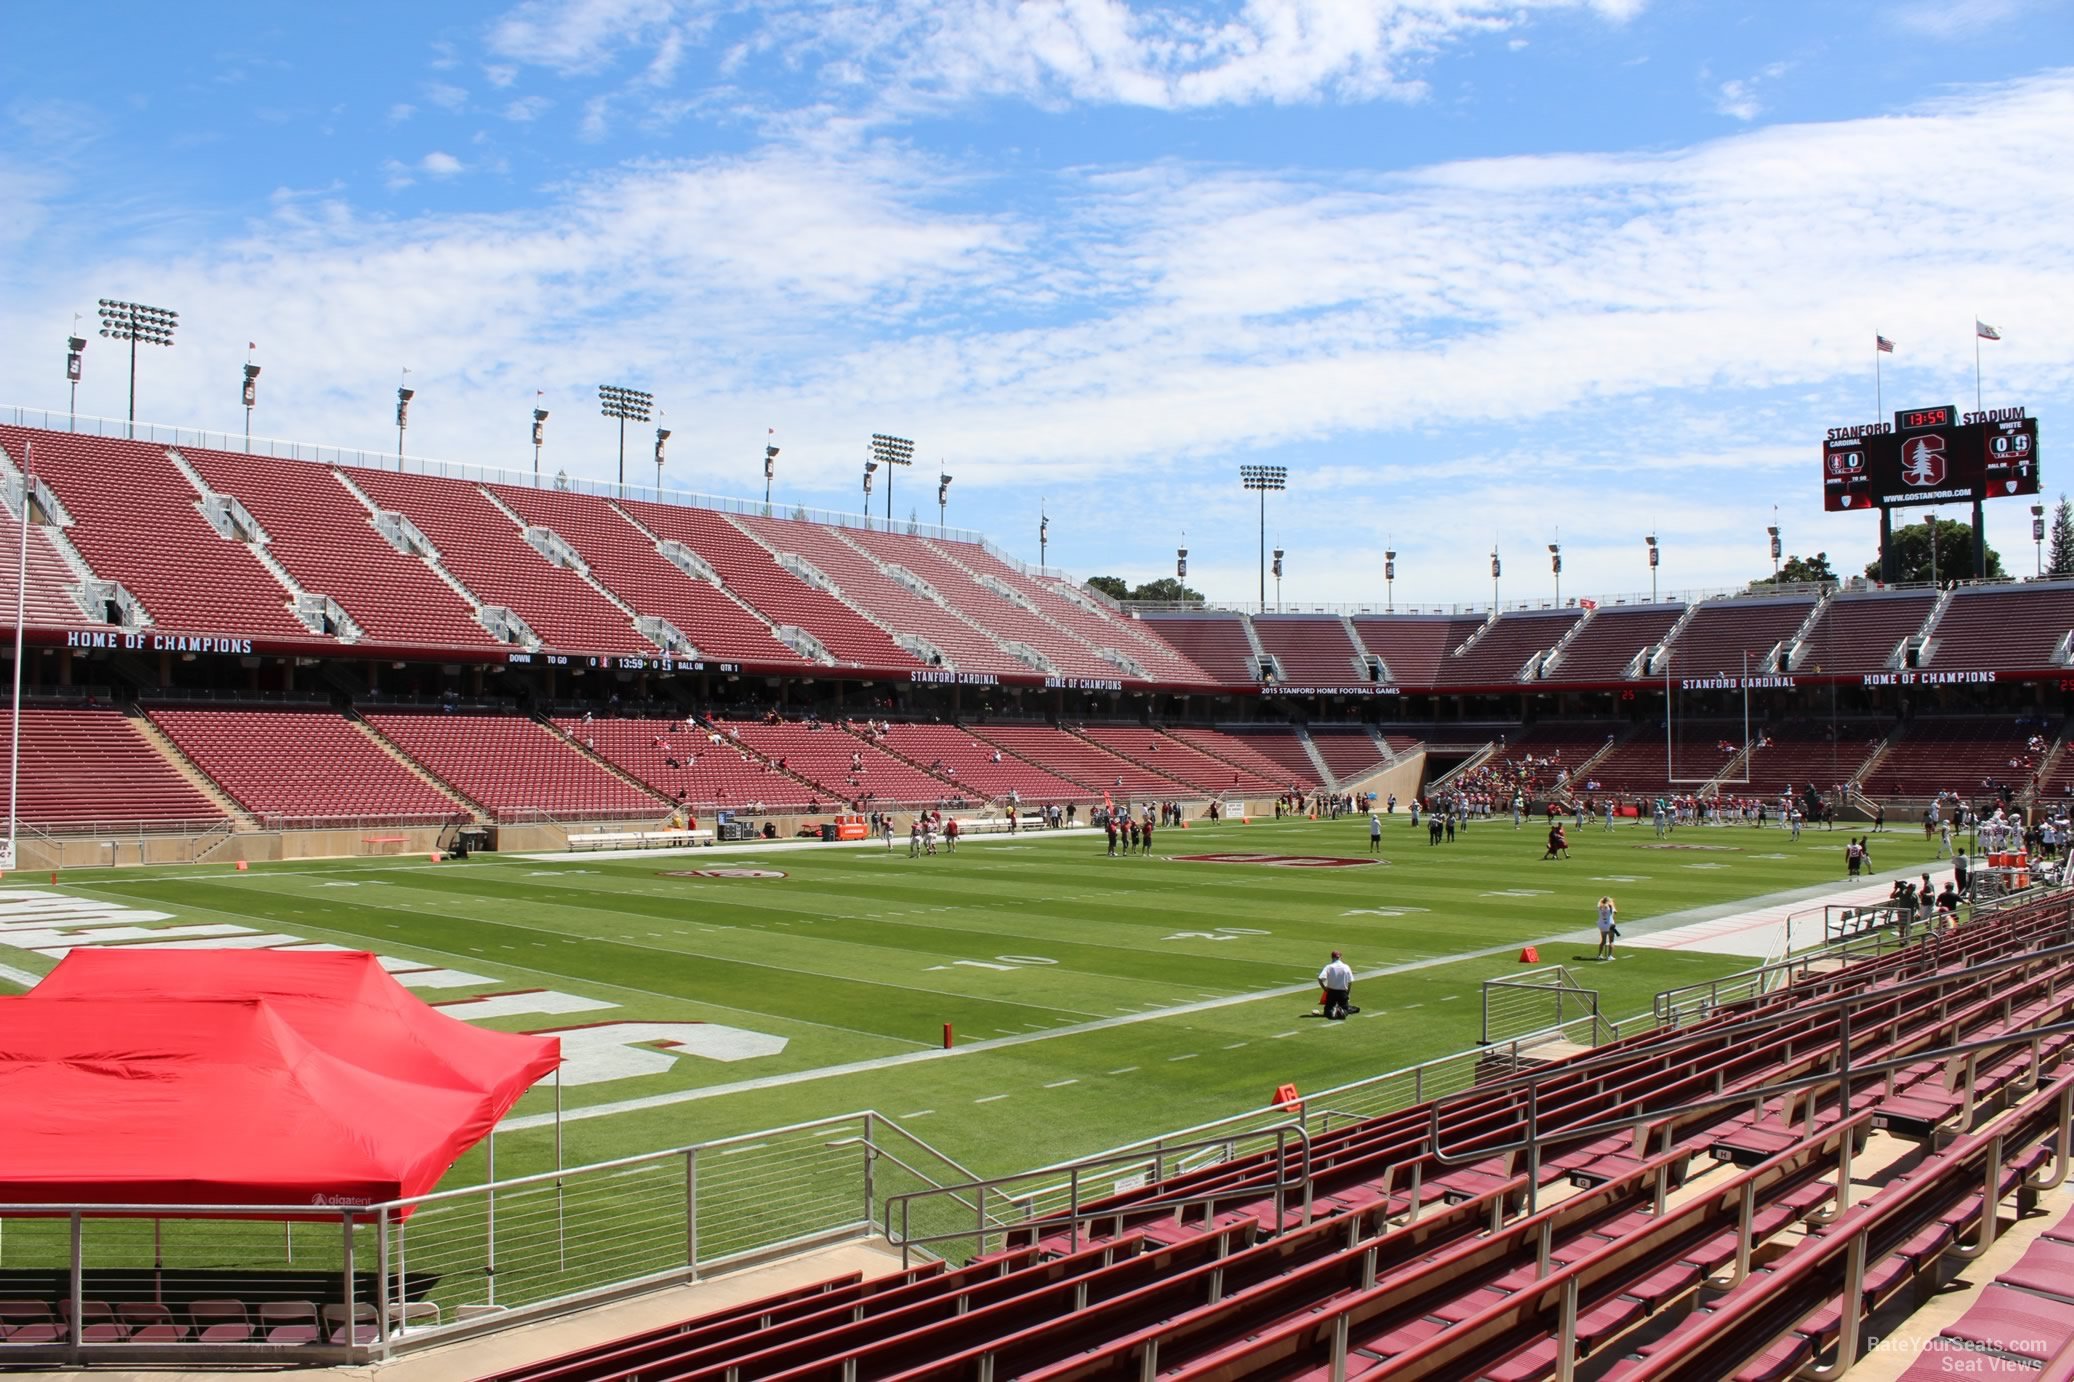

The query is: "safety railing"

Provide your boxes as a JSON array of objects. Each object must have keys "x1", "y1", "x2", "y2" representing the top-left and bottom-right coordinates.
[{"x1": 878, "y1": 1125, "x2": 1309, "y2": 1266}]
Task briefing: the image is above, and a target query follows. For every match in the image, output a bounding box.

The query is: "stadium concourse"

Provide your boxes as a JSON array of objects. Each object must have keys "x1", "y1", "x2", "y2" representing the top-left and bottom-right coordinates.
[{"x1": 2, "y1": 410, "x2": 2074, "y2": 1376}]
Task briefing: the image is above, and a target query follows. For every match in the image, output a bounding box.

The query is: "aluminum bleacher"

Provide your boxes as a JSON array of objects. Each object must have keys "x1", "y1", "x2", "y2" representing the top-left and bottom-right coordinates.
[
  {"x1": 1545, "y1": 604, "x2": 1684, "y2": 682},
  {"x1": 1137, "y1": 613, "x2": 1259, "y2": 685},
  {"x1": 348, "y1": 471, "x2": 648, "y2": 654},
  {"x1": 1790, "y1": 589, "x2": 1937, "y2": 675},
  {"x1": 0, "y1": 428, "x2": 309, "y2": 638},
  {"x1": 1659, "y1": 595, "x2": 1817, "y2": 677},
  {"x1": 1348, "y1": 614, "x2": 1485, "y2": 688},
  {"x1": 475, "y1": 890, "x2": 2074, "y2": 1382},
  {"x1": 622, "y1": 501, "x2": 921, "y2": 671},
  {"x1": 185, "y1": 447, "x2": 497, "y2": 649},
  {"x1": 1250, "y1": 615, "x2": 1372, "y2": 685},
  {"x1": 363, "y1": 710, "x2": 664, "y2": 822},
  {"x1": 0, "y1": 705, "x2": 226, "y2": 827},
  {"x1": 491, "y1": 487, "x2": 807, "y2": 667},
  {"x1": 1928, "y1": 581, "x2": 2074, "y2": 671},
  {"x1": 147, "y1": 704, "x2": 462, "y2": 825}
]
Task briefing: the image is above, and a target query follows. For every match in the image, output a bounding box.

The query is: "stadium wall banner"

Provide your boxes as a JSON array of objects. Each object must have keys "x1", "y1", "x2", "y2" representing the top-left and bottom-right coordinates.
[{"x1": 1260, "y1": 684, "x2": 1402, "y2": 697}]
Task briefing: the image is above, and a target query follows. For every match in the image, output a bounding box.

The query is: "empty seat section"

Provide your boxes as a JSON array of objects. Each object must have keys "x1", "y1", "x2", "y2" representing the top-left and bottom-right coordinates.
[
  {"x1": 1856, "y1": 716, "x2": 2037, "y2": 801},
  {"x1": 1308, "y1": 727, "x2": 1386, "y2": 782},
  {"x1": 0, "y1": 706, "x2": 225, "y2": 826},
  {"x1": 1074, "y1": 726, "x2": 1282, "y2": 795},
  {"x1": 364, "y1": 711, "x2": 663, "y2": 821},
  {"x1": 967, "y1": 724, "x2": 1188, "y2": 797},
  {"x1": 735, "y1": 515, "x2": 1027, "y2": 676},
  {"x1": 1740, "y1": 719, "x2": 1884, "y2": 798},
  {"x1": 0, "y1": 504, "x2": 94, "y2": 629},
  {"x1": 1791, "y1": 591, "x2": 1936, "y2": 674},
  {"x1": 1659, "y1": 596, "x2": 1816, "y2": 677},
  {"x1": 937, "y1": 539, "x2": 1215, "y2": 684},
  {"x1": 720, "y1": 719, "x2": 955, "y2": 807},
  {"x1": 1585, "y1": 724, "x2": 1744, "y2": 797},
  {"x1": 490, "y1": 487, "x2": 805, "y2": 666},
  {"x1": 347, "y1": 470, "x2": 646, "y2": 654},
  {"x1": 1928, "y1": 582, "x2": 2074, "y2": 670},
  {"x1": 1164, "y1": 726, "x2": 1321, "y2": 789},
  {"x1": 1447, "y1": 609, "x2": 1581, "y2": 683},
  {"x1": 1348, "y1": 614, "x2": 1484, "y2": 688},
  {"x1": 1251, "y1": 616, "x2": 1371, "y2": 685},
  {"x1": 555, "y1": 716, "x2": 821, "y2": 811},
  {"x1": 1543, "y1": 604, "x2": 1683, "y2": 681},
  {"x1": 874, "y1": 724, "x2": 1091, "y2": 802},
  {"x1": 1138, "y1": 614, "x2": 1259, "y2": 684},
  {"x1": 0, "y1": 427, "x2": 307, "y2": 637},
  {"x1": 621, "y1": 501, "x2": 919, "y2": 671},
  {"x1": 844, "y1": 530, "x2": 1120, "y2": 680},
  {"x1": 182, "y1": 447, "x2": 496, "y2": 648},
  {"x1": 147, "y1": 705, "x2": 460, "y2": 823}
]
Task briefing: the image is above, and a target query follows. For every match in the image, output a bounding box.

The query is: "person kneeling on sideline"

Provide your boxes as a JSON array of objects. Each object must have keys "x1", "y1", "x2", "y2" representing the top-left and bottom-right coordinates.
[{"x1": 1318, "y1": 950, "x2": 1356, "y2": 1020}]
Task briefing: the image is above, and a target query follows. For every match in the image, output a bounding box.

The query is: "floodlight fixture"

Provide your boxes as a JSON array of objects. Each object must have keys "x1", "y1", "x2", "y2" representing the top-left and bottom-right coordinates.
[
  {"x1": 1176, "y1": 545, "x2": 1188, "y2": 579},
  {"x1": 395, "y1": 385, "x2": 415, "y2": 466},
  {"x1": 1645, "y1": 532, "x2": 1660, "y2": 602},
  {"x1": 65, "y1": 334, "x2": 86, "y2": 429},
  {"x1": 598, "y1": 383, "x2": 655, "y2": 497},
  {"x1": 241, "y1": 363, "x2": 261, "y2": 448},
  {"x1": 531, "y1": 407, "x2": 549, "y2": 480},
  {"x1": 1040, "y1": 505, "x2": 1049, "y2": 568},
  {"x1": 869, "y1": 432, "x2": 914, "y2": 523},
  {"x1": 937, "y1": 472, "x2": 952, "y2": 528},
  {"x1": 1271, "y1": 546, "x2": 1285, "y2": 611},
  {"x1": 1384, "y1": 545, "x2": 1397, "y2": 612},
  {"x1": 654, "y1": 427, "x2": 671, "y2": 499},
  {"x1": 1238, "y1": 464, "x2": 1288, "y2": 606},
  {"x1": 1548, "y1": 540, "x2": 1562, "y2": 606},
  {"x1": 2033, "y1": 503, "x2": 2047, "y2": 575},
  {"x1": 95, "y1": 299, "x2": 178, "y2": 436}
]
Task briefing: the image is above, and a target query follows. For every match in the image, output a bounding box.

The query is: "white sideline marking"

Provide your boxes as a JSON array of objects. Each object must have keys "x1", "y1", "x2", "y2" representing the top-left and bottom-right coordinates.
[
  {"x1": 0, "y1": 962, "x2": 42, "y2": 989},
  {"x1": 1223, "y1": 1042, "x2": 1248, "y2": 1050},
  {"x1": 902, "y1": 1110, "x2": 935, "y2": 1119},
  {"x1": 1439, "y1": 995, "x2": 1460, "y2": 1002}
]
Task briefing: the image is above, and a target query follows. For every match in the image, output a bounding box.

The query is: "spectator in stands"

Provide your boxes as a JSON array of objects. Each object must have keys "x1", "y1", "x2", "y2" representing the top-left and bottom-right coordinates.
[
  {"x1": 1596, "y1": 897, "x2": 1618, "y2": 960},
  {"x1": 1317, "y1": 951, "x2": 1354, "y2": 1021}
]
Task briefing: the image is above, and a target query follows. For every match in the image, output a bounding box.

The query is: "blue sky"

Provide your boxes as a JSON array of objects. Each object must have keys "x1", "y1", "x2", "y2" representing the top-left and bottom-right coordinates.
[{"x1": 3, "y1": 1, "x2": 2070, "y2": 607}]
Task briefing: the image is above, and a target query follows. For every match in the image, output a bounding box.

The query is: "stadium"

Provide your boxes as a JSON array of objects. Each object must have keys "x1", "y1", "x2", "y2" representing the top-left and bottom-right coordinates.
[{"x1": 5, "y1": 5, "x2": 2074, "y2": 1380}]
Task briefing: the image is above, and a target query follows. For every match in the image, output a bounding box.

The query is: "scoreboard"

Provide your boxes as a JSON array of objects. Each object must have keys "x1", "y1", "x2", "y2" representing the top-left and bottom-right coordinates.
[{"x1": 1823, "y1": 408, "x2": 2039, "y2": 512}]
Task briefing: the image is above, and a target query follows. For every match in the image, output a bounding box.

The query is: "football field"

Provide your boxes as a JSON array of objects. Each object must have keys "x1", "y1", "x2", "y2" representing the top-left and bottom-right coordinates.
[{"x1": 6, "y1": 814, "x2": 1938, "y2": 1183}]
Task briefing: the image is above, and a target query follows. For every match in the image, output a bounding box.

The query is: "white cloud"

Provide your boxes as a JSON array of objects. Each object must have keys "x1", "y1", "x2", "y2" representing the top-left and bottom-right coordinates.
[
  {"x1": 503, "y1": 95, "x2": 554, "y2": 122},
  {"x1": 487, "y1": 0, "x2": 689, "y2": 74},
  {"x1": 420, "y1": 151, "x2": 466, "y2": 176},
  {"x1": 483, "y1": 63, "x2": 520, "y2": 87},
  {"x1": 425, "y1": 82, "x2": 470, "y2": 112},
  {"x1": 1892, "y1": 0, "x2": 2039, "y2": 38},
  {"x1": 1712, "y1": 60, "x2": 1788, "y2": 123},
  {"x1": 388, "y1": 102, "x2": 417, "y2": 123}
]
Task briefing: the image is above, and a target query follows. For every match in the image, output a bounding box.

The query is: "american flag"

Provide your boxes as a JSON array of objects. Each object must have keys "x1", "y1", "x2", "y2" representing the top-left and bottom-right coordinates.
[{"x1": 1875, "y1": 335, "x2": 1894, "y2": 354}]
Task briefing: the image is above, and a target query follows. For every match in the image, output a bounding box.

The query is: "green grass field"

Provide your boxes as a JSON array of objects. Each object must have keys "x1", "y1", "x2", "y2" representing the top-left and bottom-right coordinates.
[{"x1": 17, "y1": 812, "x2": 1942, "y2": 1189}]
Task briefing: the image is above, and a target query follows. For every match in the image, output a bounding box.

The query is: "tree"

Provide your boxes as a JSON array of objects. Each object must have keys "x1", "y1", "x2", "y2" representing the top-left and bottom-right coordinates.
[
  {"x1": 1086, "y1": 575, "x2": 1130, "y2": 601},
  {"x1": 2048, "y1": 495, "x2": 2074, "y2": 578},
  {"x1": 1755, "y1": 552, "x2": 1836, "y2": 587},
  {"x1": 1129, "y1": 576, "x2": 1204, "y2": 603},
  {"x1": 1865, "y1": 516, "x2": 2005, "y2": 585}
]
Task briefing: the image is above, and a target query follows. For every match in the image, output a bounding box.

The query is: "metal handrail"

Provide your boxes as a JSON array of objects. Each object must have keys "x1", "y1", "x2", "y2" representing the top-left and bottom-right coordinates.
[{"x1": 879, "y1": 1124, "x2": 1309, "y2": 1262}]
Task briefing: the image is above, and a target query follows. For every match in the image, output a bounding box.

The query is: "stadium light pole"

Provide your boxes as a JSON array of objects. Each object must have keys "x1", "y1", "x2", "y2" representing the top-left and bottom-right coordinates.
[
  {"x1": 937, "y1": 472, "x2": 952, "y2": 529},
  {"x1": 862, "y1": 458, "x2": 877, "y2": 527},
  {"x1": 1548, "y1": 540, "x2": 1562, "y2": 607},
  {"x1": 2032, "y1": 504, "x2": 2046, "y2": 576},
  {"x1": 241, "y1": 361, "x2": 260, "y2": 451},
  {"x1": 1490, "y1": 544, "x2": 1501, "y2": 609},
  {"x1": 597, "y1": 384, "x2": 654, "y2": 499},
  {"x1": 395, "y1": 384, "x2": 414, "y2": 468},
  {"x1": 531, "y1": 407, "x2": 549, "y2": 483},
  {"x1": 96, "y1": 299, "x2": 178, "y2": 438},
  {"x1": 1039, "y1": 504, "x2": 1049, "y2": 569},
  {"x1": 1272, "y1": 547, "x2": 1284, "y2": 612},
  {"x1": 654, "y1": 427, "x2": 671, "y2": 500},
  {"x1": 869, "y1": 433, "x2": 913, "y2": 525},
  {"x1": 1384, "y1": 545, "x2": 1397, "y2": 613},
  {"x1": 763, "y1": 435, "x2": 780, "y2": 512},
  {"x1": 1239, "y1": 464, "x2": 1287, "y2": 607},
  {"x1": 1767, "y1": 509, "x2": 1782, "y2": 578},
  {"x1": 1176, "y1": 544, "x2": 1188, "y2": 580},
  {"x1": 64, "y1": 335, "x2": 85, "y2": 432},
  {"x1": 1646, "y1": 532, "x2": 1660, "y2": 602}
]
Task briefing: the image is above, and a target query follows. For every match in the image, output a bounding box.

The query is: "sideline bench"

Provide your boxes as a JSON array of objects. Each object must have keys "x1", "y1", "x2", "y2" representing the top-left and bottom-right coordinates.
[
  {"x1": 567, "y1": 829, "x2": 715, "y2": 852},
  {"x1": 360, "y1": 834, "x2": 408, "y2": 855}
]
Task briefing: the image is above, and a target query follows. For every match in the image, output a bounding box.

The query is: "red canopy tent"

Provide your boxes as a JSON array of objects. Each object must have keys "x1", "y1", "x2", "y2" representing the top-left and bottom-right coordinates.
[{"x1": 0, "y1": 952, "x2": 559, "y2": 1211}]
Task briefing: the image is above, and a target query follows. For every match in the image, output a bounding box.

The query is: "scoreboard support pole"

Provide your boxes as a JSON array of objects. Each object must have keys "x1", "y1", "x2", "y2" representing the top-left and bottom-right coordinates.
[
  {"x1": 1972, "y1": 498, "x2": 1987, "y2": 579},
  {"x1": 1879, "y1": 509, "x2": 1895, "y2": 585}
]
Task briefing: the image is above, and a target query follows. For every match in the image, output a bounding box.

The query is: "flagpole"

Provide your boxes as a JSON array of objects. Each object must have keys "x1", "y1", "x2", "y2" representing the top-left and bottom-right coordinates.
[
  {"x1": 1975, "y1": 317, "x2": 1982, "y2": 412},
  {"x1": 8, "y1": 441, "x2": 29, "y2": 876},
  {"x1": 1875, "y1": 343, "x2": 1882, "y2": 418}
]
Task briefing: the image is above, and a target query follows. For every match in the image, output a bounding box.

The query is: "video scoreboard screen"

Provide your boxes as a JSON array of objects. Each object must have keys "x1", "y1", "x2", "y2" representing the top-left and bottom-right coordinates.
[{"x1": 1823, "y1": 408, "x2": 2039, "y2": 511}]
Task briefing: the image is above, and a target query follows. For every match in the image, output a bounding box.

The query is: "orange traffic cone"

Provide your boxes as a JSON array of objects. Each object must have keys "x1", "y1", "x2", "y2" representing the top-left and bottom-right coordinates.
[{"x1": 1519, "y1": 946, "x2": 1539, "y2": 963}]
